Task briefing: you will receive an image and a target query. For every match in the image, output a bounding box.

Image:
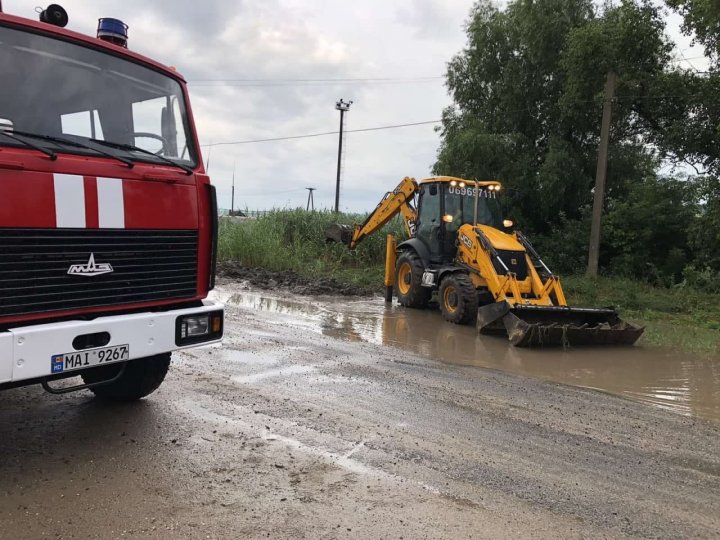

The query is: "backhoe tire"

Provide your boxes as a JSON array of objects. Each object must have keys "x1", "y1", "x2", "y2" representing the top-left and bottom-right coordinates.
[
  {"x1": 439, "y1": 273, "x2": 478, "y2": 325},
  {"x1": 81, "y1": 353, "x2": 171, "y2": 402},
  {"x1": 395, "y1": 250, "x2": 430, "y2": 309}
]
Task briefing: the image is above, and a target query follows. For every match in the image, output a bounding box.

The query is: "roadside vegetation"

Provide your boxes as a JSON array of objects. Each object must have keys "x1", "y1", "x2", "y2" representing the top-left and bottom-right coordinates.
[
  {"x1": 218, "y1": 211, "x2": 720, "y2": 354},
  {"x1": 218, "y1": 210, "x2": 403, "y2": 289}
]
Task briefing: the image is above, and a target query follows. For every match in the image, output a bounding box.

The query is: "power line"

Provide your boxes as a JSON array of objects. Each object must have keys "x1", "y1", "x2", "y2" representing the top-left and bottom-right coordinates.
[
  {"x1": 668, "y1": 55, "x2": 708, "y2": 63},
  {"x1": 201, "y1": 119, "x2": 441, "y2": 148},
  {"x1": 190, "y1": 76, "x2": 441, "y2": 81},
  {"x1": 215, "y1": 187, "x2": 306, "y2": 197},
  {"x1": 189, "y1": 80, "x2": 442, "y2": 87},
  {"x1": 200, "y1": 94, "x2": 712, "y2": 149},
  {"x1": 188, "y1": 76, "x2": 443, "y2": 87}
]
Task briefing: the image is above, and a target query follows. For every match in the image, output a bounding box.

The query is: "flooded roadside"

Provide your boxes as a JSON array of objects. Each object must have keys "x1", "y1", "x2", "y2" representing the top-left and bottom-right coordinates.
[{"x1": 224, "y1": 289, "x2": 720, "y2": 422}]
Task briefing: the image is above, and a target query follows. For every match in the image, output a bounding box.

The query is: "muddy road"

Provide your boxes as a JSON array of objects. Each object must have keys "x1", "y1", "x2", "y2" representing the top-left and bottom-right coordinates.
[{"x1": 1, "y1": 285, "x2": 719, "y2": 539}]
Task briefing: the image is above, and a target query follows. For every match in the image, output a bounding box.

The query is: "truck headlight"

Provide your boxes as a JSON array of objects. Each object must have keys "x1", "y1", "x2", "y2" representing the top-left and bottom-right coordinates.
[{"x1": 176, "y1": 311, "x2": 223, "y2": 345}]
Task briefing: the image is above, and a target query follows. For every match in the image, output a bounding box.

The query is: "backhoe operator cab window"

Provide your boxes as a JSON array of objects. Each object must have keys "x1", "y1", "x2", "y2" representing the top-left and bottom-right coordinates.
[
  {"x1": 443, "y1": 183, "x2": 503, "y2": 232},
  {"x1": 0, "y1": 24, "x2": 195, "y2": 165},
  {"x1": 417, "y1": 181, "x2": 505, "y2": 261}
]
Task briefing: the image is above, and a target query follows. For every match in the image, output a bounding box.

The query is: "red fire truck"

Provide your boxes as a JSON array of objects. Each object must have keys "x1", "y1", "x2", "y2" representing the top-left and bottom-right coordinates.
[{"x1": 0, "y1": 5, "x2": 224, "y2": 400}]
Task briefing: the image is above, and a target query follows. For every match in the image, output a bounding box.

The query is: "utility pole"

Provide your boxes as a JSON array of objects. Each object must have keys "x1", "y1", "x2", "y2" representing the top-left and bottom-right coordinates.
[
  {"x1": 305, "y1": 187, "x2": 316, "y2": 211},
  {"x1": 334, "y1": 98, "x2": 353, "y2": 213},
  {"x1": 230, "y1": 160, "x2": 236, "y2": 215},
  {"x1": 587, "y1": 71, "x2": 617, "y2": 278}
]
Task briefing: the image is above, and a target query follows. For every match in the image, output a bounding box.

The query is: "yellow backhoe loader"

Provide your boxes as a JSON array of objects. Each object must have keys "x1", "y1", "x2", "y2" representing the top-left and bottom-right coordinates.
[{"x1": 326, "y1": 176, "x2": 643, "y2": 347}]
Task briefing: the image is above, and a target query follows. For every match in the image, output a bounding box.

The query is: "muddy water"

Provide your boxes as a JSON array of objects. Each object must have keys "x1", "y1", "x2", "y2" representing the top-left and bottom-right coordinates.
[{"x1": 225, "y1": 290, "x2": 720, "y2": 422}]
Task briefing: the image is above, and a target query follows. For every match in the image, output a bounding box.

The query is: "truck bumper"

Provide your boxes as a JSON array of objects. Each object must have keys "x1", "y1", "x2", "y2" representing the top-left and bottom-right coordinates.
[{"x1": 0, "y1": 301, "x2": 224, "y2": 385}]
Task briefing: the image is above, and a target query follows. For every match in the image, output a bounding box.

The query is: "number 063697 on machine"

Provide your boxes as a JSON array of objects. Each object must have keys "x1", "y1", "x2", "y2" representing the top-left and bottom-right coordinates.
[{"x1": 51, "y1": 345, "x2": 130, "y2": 374}]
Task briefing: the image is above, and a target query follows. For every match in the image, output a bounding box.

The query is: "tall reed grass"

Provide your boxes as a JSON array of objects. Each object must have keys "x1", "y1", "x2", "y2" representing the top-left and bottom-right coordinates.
[{"x1": 218, "y1": 209, "x2": 407, "y2": 288}]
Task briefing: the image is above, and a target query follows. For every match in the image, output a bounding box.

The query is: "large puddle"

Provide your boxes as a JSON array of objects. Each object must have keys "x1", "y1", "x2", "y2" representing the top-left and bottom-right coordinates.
[{"x1": 224, "y1": 290, "x2": 720, "y2": 422}]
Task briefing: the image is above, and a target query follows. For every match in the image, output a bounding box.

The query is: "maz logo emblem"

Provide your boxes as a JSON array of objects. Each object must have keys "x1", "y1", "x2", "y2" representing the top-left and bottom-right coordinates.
[{"x1": 67, "y1": 253, "x2": 114, "y2": 277}]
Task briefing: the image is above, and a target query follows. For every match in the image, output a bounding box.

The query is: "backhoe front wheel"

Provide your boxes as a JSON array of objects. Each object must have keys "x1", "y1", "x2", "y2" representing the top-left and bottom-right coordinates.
[
  {"x1": 395, "y1": 250, "x2": 430, "y2": 308},
  {"x1": 439, "y1": 273, "x2": 478, "y2": 325}
]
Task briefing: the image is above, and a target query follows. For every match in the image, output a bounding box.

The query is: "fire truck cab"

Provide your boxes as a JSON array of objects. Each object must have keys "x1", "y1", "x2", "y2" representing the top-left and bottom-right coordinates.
[{"x1": 0, "y1": 6, "x2": 224, "y2": 400}]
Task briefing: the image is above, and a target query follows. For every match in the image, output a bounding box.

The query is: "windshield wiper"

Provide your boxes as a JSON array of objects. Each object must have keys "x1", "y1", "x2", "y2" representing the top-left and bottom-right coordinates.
[
  {"x1": 90, "y1": 139, "x2": 194, "y2": 175},
  {"x1": 0, "y1": 130, "x2": 57, "y2": 160},
  {"x1": 10, "y1": 130, "x2": 135, "y2": 169}
]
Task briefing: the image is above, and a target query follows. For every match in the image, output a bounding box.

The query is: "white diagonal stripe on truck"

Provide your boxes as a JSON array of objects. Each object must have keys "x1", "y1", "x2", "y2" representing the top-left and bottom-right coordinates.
[
  {"x1": 97, "y1": 177, "x2": 125, "y2": 228},
  {"x1": 53, "y1": 173, "x2": 85, "y2": 228}
]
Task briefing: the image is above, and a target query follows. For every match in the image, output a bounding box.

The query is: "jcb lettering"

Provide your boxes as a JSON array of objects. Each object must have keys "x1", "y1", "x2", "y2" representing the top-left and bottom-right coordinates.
[{"x1": 407, "y1": 219, "x2": 417, "y2": 236}]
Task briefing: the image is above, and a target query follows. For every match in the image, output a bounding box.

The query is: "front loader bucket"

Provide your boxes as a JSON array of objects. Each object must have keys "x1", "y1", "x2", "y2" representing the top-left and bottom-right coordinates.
[
  {"x1": 477, "y1": 302, "x2": 644, "y2": 348},
  {"x1": 325, "y1": 223, "x2": 354, "y2": 246}
]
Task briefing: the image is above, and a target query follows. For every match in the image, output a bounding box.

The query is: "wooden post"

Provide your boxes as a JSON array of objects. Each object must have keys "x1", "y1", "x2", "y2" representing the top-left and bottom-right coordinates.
[{"x1": 587, "y1": 71, "x2": 616, "y2": 277}]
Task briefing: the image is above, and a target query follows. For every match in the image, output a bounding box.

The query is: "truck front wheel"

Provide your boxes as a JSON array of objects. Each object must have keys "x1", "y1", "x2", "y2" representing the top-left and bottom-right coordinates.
[{"x1": 81, "y1": 353, "x2": 171, "y2": 401}]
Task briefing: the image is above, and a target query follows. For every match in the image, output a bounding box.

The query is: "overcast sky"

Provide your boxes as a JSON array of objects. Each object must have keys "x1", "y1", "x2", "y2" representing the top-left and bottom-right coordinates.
[{"x1": 6, "y1": 0, "x2": 708, "y2": 212}]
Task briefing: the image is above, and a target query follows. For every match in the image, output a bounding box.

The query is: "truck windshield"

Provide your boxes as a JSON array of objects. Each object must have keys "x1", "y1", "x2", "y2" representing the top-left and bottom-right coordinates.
[
  {"x1": 0, "y1": 24, "x2": 196, "y2": 166},
  {"x1": 444, "y1": 184, "x2": 503, "y2": 230}
]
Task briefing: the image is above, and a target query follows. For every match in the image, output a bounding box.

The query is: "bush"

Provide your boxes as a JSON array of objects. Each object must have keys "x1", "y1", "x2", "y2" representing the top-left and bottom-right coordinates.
[{"x1": 681, "y1": 264, "x2": 720, "y2": 294}]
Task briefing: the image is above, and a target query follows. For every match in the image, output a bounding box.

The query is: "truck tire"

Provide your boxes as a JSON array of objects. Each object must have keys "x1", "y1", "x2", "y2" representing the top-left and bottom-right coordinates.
[
  {"x1": 81, "y1": 353, "x2": 171, "y2": 402},
  {"x1": 439, "y1": 273, "x2": 478, "y2": 325},
  {"x1": 395, "y1": 250, "x2": 430, "y2": 308}
]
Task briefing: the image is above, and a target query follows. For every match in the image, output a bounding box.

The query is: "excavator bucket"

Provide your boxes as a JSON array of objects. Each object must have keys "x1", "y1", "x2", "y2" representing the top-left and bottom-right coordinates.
[
  {"x1": 325, "y1": 224, "x2": 354, "y2": 247},
  {"x1": 477, "y1": 301, "x2": 644, "y2": 348}
]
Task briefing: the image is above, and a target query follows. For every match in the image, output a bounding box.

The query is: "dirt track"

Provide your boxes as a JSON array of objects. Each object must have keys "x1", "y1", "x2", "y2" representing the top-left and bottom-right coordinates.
[
  {"x1": 218, "y1": 263, "x2": 376, "y2": 296},
  {"x1": 1, "y1": 285, "x2": 719, "y2": 539}
]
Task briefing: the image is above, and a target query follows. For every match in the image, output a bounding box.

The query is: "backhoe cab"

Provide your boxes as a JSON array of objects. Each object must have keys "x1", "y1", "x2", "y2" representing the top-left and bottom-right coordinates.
[{"x1": 327, "y1": 176, "x2": 643, "y2": 347}]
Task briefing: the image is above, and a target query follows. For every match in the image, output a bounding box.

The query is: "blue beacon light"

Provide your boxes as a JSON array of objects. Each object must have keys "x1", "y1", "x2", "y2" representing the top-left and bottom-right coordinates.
[{"x1": 97, "y1": 18, "x2": 129, "y2": 48}]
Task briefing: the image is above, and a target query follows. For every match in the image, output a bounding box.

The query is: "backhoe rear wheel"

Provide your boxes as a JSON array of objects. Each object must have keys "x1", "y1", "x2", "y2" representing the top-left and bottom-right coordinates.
[
  {"x1": 395, "y1": 250, "x2": 430, "y2": 308},
  {"x1": 439, "y1": 273, "x2": 478, "y2": 325}
]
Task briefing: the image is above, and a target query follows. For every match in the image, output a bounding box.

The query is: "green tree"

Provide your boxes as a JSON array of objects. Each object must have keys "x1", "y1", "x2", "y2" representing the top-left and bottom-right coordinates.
[
  {"x1": 436, "y1": 0, "x2": 673, "y2": 235},
  {"x1": 601, "y1": 176, "x2": 696, "y2": 282},
  {"x1": 666, "y1": 0, "x2": 720, "y2": 60},
  {"x1": 687, "y1": 175, "x2": 720, "y2": 269}
]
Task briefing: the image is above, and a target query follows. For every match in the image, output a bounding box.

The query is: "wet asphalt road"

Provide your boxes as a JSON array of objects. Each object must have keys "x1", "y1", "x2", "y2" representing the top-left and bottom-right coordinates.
[{"x1": 1, "y1": 287, "x2": 719, "y2": 539}]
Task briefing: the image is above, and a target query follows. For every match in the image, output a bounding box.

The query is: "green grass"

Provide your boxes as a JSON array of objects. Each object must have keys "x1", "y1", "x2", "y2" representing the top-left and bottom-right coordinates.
[
  {"x1": 562, "y1": 275, "x2": 720, "y2": 354},
  {"x1": 219, "y1": 210, "x2": 720, "y2": 354},
  {"x1": 218, "y1": 209, "x2": 405, "y2": 289}
]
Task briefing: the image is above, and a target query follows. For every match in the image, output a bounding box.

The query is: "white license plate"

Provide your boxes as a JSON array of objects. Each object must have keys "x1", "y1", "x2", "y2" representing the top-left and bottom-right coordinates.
[{"x1": 50, "y1": 344, "x2": 130, "y2": 374}]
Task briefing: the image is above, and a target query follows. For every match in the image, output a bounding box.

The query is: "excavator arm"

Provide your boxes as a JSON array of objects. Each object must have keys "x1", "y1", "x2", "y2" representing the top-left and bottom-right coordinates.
[{"x1": 325, "y1": 176, "x2": 419, "y2": 249}]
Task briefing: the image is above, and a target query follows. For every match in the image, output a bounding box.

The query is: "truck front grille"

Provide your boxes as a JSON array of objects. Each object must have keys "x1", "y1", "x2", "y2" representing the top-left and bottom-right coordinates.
[{"x1": 0, "y1": 229, "x2": 198, "y2": 318}]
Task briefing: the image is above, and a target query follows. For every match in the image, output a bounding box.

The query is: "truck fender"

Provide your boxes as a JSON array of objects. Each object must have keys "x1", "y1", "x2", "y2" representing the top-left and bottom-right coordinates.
[{"x1": 397, "y1": 238, "x2": 430, "y2": 268}]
